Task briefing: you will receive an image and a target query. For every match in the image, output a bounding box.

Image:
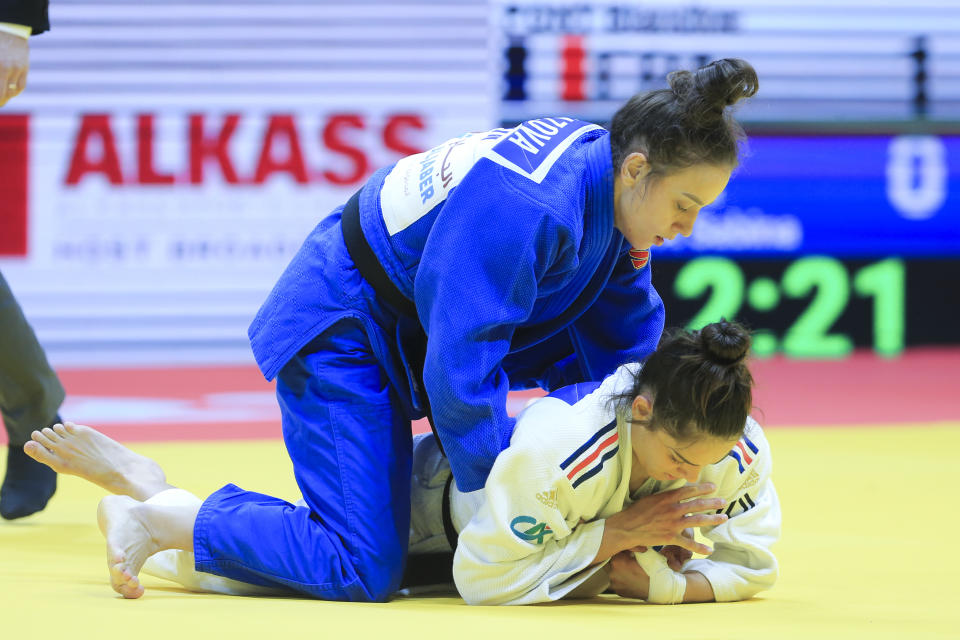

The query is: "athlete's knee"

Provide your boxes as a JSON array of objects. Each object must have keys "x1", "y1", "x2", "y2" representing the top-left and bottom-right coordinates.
[{"x1": 349, "y1": 546, "x2": 406, "y2": 602}]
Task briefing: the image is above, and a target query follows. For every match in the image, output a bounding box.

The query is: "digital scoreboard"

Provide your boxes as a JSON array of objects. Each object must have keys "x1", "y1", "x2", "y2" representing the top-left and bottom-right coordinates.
[
  {"x1": 654, "y1": 257, "x2": 959, "y2": 358},
  {"x1": 650, "y1": 134, "x2": 959, "y2": 357}
]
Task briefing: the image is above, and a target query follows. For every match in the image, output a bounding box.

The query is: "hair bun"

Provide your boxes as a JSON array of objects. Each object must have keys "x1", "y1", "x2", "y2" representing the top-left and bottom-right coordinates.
[
  {"x1": 699, "y1": 319, "x2": 752, "y2": 365},
  {"x1": 668, "y1": 58, "x2": 758, "y2": 123}
]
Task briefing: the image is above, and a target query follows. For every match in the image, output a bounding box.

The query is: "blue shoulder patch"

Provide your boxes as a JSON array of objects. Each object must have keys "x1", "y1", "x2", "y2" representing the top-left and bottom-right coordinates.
[{"x1": 485, "y1": 118, "x2": 602, "y2": 183}]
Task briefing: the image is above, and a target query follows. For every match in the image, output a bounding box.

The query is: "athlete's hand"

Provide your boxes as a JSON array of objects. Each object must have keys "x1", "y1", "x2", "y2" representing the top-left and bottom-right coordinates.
[
  {"x1": 0, "y1": 30, "x2": 29, "y2": 106},
  {"x1": 593, "y1": 483, "x2": 725, "y2": 564},
  {"x1": 606, "y1": 551, "x2": 650, "y2": 600},
  {"x1": 659, "y1": 529, "x2": 695, "y2": 570}
]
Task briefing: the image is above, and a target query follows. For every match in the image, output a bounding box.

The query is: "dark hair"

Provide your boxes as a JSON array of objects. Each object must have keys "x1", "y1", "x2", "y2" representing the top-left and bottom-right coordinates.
[
  {"x1": 609, "y1": 58, "x2": 758, "y2": 176},
  {"x1": 613, "y1": 319, "x2": 754, "y2": 442}
]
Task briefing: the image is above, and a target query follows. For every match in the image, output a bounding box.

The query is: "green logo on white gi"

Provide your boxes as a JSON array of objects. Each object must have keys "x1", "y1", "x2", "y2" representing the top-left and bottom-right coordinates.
[{"x1": 510, "y1": 515, "x2": 552, "y2": 544}]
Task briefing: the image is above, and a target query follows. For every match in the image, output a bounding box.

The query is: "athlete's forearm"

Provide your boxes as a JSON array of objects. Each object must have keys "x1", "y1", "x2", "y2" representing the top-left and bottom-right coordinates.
[
  {"x1": 591, "y1": 520, "x2": 629, "y2": 565},
  {"x1": 681, "y1": 570, "x2": 716, "y2": 602}
]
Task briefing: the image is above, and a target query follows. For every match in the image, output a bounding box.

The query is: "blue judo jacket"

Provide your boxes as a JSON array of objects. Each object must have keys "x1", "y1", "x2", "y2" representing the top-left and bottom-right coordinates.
[{"x1": 249, "y1": 119, "x2": 664, "y2": 492}]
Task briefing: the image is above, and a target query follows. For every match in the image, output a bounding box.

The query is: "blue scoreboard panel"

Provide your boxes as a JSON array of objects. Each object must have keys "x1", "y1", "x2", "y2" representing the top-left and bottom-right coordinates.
[
  {"x1": 656, "y1": 135, "x2": 960, "y2": 258},
  {"x1": 651, "y1": 134, "x2": 960, "y2": 357}
]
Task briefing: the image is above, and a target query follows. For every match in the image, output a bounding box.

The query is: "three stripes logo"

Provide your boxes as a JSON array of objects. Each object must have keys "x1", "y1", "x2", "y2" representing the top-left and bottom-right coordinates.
[
  {"x1": 560, "y1": 419, "x2": 619, "y2": 489},
  {"x1": 718, "y1": 492, "x2": 757, "y2": 518},
  {"x1": 727, "y1": 434, "x2": 759, "y2": 473}
]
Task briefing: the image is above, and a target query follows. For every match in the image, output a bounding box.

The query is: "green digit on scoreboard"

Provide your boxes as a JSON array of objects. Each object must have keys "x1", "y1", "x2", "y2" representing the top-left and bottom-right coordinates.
[
  {"x1": 674, "y1": 257, "x2": 744, "y2": 330},
  {"x1": 780, "y1": 257, "x2": 853, "y2": 358},
  {"x1": 673, "y1": 257, "x2": 907, "y2": 358},
  {"x1": 853, "y1": 259, "x2": 905, "y2": 357}
]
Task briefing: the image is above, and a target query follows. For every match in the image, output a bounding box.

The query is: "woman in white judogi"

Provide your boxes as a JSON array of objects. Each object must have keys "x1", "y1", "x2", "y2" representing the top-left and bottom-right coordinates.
[{"x1": 411, "y1": 319, "x2": 779, "y2": 605}]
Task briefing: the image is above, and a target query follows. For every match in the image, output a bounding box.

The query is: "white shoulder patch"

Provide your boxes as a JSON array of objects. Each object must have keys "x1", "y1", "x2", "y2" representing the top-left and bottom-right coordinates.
[
  {"x1": 378, "y1": 119, "x2": 601, "y2": 234},
  {"x1": 378, "y1": 129, "x2": 510, "y2": 236}
]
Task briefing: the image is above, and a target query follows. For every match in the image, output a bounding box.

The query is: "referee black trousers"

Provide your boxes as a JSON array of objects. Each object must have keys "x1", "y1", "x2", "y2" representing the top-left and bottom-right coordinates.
[{"x1": 0, "y1": 271, "x2": 63, "y2": 445}]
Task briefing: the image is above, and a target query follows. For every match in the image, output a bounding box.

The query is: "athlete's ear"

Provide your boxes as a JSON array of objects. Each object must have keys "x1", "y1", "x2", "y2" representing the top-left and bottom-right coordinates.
[
  {"x1": 631, "y1": 394, "x2": 653, "y2": 422},
  {"x1": 620, "y1": 152, "x2": 651, "y2": 186}
]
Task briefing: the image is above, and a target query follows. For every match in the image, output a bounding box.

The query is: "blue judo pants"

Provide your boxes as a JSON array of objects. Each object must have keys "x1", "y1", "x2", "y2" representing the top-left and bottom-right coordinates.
[{"x1": 193, "y1": 319, "x2": 414, "y2": 601}]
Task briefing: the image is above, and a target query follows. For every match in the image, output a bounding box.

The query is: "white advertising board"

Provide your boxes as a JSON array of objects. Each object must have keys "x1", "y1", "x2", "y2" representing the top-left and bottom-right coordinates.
[
  {"x1": 3, "y1": 0, "x2": 958, "y2": 365},
  {"x1": 493, "y1": 0, "x2": 960, "y2": 123},
  {"x1": 1, "y1": 0, "x2": 493, "y2": 365}
]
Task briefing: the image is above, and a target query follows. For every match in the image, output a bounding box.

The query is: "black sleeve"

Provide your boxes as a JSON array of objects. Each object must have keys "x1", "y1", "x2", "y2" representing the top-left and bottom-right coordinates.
[{"x1": 0, "y1": 0, "x2": 50, "y2": 35}]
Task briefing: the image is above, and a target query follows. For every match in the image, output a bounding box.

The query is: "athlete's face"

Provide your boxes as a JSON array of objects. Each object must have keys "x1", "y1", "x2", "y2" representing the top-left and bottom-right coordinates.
[
  {"x1": 628, "y1": 395, "x2": 738, "y2": 486},
  {"x1": 613, "y1": 156, "x2": 731, "y2": 250}
]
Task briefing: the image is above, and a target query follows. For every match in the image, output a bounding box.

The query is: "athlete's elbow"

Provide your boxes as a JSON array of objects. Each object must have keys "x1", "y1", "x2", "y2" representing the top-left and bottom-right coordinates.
[
  {"x1": 723, "y1": 566, "x2": 780, "y2": 602},
  {"x1": 453, "y1": 572, "x2": 508, "y2": 605},
  {"x1": 453, "y1": 560, "x2": 513, "y2": 605},
  {"x1": 459, "y1": 587, "x2": 502, "y2": 606}
]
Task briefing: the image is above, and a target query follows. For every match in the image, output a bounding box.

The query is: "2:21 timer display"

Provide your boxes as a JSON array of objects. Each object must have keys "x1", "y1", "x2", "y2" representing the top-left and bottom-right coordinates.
[{"x1": 653, "y1": 256, "x2": 930, "y2": 358}]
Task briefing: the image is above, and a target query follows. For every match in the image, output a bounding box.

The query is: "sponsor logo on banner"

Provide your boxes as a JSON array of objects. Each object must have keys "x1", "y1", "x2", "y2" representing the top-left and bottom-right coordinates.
[
  {"x1": 64, "y1": 112, "x2": 425, "y2": 187},
  {"x1": 31, "y1": 111, "x2": 436, "y2": 269}
]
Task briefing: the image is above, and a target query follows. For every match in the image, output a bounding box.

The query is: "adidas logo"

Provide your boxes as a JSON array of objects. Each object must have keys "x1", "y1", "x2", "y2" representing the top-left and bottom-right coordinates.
[{"x1": 535, "y1": 490, "x2": 558, "y2": 508}]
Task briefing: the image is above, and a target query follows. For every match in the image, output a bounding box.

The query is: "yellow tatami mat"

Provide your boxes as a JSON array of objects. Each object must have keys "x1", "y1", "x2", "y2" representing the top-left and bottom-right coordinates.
[{"x1": 3, "y1": 424, "x2": 958, "y2": 639}]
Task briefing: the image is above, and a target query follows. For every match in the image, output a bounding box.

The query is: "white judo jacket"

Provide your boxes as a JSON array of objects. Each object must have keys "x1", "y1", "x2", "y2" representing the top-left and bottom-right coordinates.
[{"x1": 449, "y1": 364, "x2": 781, "y2": 605}]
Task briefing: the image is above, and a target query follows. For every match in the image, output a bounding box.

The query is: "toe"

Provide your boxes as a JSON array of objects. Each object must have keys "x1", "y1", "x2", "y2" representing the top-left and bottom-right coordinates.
[
  {"x1": 63, "y1": 422, "x2": 78, "y2": 434},
  {"x1": 52, "y1": 423, "x2": 68, "y2": 437},
  {"x1": 120, "y1": 579, "x2": 144, "y2": 599},
  {"x1": 108, "y1": 562, "x2": 129, "y2": 588},
  {"x1": 110, "y1": 565, "x2": 144, "y2": 599},
  {"x1": 41, "y1": 427, "x2": 60, "y2": 442},
  {"x1": 23, "y1": 441, "x2": 57, "y2": 467},
  {"x1": 32, "y1": 429, "x2": 57, "y2": 450}
]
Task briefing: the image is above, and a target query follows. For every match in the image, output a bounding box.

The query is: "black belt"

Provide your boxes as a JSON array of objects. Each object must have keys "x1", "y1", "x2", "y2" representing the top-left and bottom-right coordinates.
[
  {"x1": 341, "y1": 190, "x2": 417, "y2": 318},
  {"x1": 441, "y1": 473, "x2": 459, "y2": 551},
  {"x1": 340, "y1": 190, "x2": 445, "y2": 455}
]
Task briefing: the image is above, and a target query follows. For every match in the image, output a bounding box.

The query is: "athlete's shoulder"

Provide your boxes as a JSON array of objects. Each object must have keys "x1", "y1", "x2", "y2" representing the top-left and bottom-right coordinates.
[
  {"x1": 733, "y1": 417, "x2": 772, "y2": 476},
  {"x1": 700, "y1": 417, "x2": 773, "y2": 505},
  {"x1": 512, "y1": 364, "x2": 635, "y2": 492},
  {"x1": 516, "y1": 362, "x2": 635, "y2": 443},
  {"x1": 484, "y1": 117, "x2": 606, "y2": 185}
]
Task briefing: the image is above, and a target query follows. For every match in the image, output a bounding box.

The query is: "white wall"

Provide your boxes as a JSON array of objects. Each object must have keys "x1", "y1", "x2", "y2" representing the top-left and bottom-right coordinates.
[
  {"x1": 2, "y1": 0, "x2": 958, "y2": 366},
  {"x1": 1, "y1": 0, "x2": 493, "y2": 365}
]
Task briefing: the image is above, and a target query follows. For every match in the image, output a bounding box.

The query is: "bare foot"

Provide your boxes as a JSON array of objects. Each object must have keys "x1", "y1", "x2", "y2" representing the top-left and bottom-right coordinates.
[
  {"x1": 98, "y1": 495, "x2": 161, "y2": 599},
  {"x1": 24, "y1": 422, "x2": 170, "y2": 501}
]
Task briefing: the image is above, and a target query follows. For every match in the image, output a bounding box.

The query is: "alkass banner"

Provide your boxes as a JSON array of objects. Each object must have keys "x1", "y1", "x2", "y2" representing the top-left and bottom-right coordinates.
[
  {"x1": 0, "y1": 110, "x2": 484, "y2": 363},
  {"x1": 0, "y1": 0, "x2": 492, "y2": 364},
  {"x1": 2, "y1": 111, "x2": 430, "y2": 267}
]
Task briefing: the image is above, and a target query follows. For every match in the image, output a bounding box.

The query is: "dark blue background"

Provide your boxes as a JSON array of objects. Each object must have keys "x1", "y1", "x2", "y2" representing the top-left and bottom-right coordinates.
[{"x1": 655, "y1": 135, "x2": 960, "y2": 258}]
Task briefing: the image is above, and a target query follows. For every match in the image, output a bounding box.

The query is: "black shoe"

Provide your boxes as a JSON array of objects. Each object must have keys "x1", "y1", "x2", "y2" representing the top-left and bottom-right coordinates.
[{"x1": 1, "y1": 439, "x2": 58, "y2": 520}]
